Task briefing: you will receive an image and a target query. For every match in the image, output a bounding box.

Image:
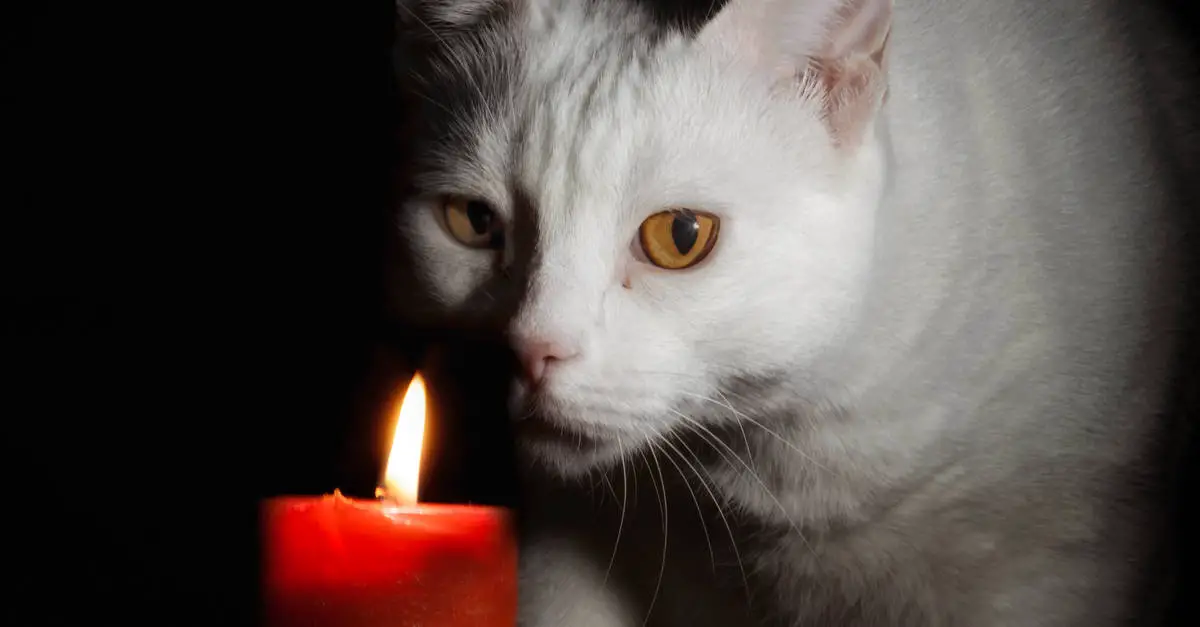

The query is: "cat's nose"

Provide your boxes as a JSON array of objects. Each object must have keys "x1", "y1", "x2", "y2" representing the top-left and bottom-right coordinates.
[{"x1": 513, "y1": 338, "x2": 578, "y2": 385}]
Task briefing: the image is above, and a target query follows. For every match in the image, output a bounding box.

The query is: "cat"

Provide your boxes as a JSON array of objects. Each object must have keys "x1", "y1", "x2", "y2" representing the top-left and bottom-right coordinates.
[{"x1": 391, "y1": 0, "x2": 1195, "y2": 625}]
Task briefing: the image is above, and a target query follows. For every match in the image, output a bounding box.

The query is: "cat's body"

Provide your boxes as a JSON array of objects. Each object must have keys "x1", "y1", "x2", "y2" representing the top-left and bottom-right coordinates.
[{"x1": 393, "y1": 0, "x2": 1195, "y2": 625}]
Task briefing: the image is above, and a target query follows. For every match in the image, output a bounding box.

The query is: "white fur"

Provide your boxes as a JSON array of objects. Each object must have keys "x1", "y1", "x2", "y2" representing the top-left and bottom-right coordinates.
[{"x1": 394, "y1": 0, "x2": 1192, "y2": 625}]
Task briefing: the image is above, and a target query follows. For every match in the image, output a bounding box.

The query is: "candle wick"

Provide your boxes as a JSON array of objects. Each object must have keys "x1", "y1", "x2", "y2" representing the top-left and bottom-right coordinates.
[{"x1": 377, "y1": 482, "x2": 415, "y2": 508}]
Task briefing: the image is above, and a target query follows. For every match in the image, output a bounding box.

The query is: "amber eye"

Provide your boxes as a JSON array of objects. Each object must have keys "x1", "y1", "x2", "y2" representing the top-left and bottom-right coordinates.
[
  {"x1": 443, "y1": 196, "x2": 503, "y2": 249},
  {"x1": 638, "y1": 209, "x2": 720, "y2": 270}
]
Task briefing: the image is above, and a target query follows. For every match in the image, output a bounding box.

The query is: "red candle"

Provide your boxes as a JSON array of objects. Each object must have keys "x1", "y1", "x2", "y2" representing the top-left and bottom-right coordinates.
[{"x1": 263, "y1": 374, "x2": 517, "y2": 627}]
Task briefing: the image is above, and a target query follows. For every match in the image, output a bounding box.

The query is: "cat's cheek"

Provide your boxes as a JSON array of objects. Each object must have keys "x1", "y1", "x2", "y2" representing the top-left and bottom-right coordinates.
[
  {"x1": 416, "y1": 244, "x2": 487, "y2": 308},
  {"x1": 400, "y1": 205, "x2": 500, "y2": 311}
]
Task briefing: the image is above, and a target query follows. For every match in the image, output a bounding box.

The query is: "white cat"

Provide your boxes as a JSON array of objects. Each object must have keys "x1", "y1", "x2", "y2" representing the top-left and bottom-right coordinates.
[{"x1": 392, "y1": 0, "x2": 1193, "y2": 625}]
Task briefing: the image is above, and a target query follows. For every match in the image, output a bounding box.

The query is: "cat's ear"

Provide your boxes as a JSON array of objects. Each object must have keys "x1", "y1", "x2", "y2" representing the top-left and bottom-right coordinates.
[{"x1": 698, "y1": 0, "x2": 893, "y2": 148}]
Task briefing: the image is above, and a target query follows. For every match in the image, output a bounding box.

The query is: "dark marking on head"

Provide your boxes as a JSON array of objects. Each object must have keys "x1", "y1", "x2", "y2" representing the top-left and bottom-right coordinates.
[
  {"x1": 394, "y1": 1, "x2": 524, "y2": 188},
  {"x1": 393, "y1": 0, "x2": 702, "y2": 196},
  {"x1": 638, "y1": 0, "x2": 730, "y2": 34}
]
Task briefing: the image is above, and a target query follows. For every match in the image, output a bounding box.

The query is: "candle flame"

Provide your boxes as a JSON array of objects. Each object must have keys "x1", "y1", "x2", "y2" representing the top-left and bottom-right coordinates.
[{"x1": 383, "y1": 373, "x2": 426, "y2": 506}]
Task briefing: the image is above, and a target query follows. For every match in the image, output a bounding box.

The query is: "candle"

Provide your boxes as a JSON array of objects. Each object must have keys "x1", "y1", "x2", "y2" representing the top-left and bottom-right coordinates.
[{"x1": 263, "y1": 374, "x2": 517, "y2": 627}]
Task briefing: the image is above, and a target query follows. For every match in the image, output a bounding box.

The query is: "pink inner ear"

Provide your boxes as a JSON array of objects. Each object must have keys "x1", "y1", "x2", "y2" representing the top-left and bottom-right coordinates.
[
  {"x1": 697, "y1": 0, "x2": 893, "y2": 148},
  {"x1": 822, "y1": 0, "x2": 894, "y2": 62},
  {"x1": 812, "y1": 1, "x2": 894, "y2": 149},
  {"x1": 815, "y1": 56, "x2": 887, "y2": 149}
]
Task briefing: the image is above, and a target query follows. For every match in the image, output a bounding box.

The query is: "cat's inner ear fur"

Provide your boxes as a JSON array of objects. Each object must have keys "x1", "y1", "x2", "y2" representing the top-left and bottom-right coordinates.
[{"x1": 699, "y1": 0, "x2": 893, "y2": 148}]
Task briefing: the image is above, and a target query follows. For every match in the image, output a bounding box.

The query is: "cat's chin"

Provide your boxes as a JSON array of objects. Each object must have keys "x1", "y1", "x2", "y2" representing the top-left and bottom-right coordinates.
[
  {"x1": 509, "y1": 381, "x2": 666, "y2": 477},
  {"x1": 519, "y1": 438, "x2": 626, "y2": 479},
  {"x1": 514, "y1": 412, "x2": 631, "y2": 478}
]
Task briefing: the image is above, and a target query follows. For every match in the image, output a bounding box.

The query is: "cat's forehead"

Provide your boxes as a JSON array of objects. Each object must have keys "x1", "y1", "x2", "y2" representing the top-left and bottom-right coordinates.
[
  {"x1": 509, "y1": 13, "x2": 674, "y2": 222},
  {"x1": 402, "y1": 2, "x2": 680, "y2": 213},
  {"x1": 401, "y1": 0, "x2": 829, "y2": 226}
]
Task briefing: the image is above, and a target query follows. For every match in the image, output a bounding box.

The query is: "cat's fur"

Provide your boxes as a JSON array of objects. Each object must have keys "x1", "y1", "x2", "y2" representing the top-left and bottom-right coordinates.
[{"x1": 392, "y1": 0, "x2": 1195, "y2": 625}]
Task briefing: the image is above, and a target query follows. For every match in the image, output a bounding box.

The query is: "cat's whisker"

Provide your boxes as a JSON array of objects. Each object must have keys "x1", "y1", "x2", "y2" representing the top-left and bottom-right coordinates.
[
  {"x1": 710, "y1": 386, "x2": 788, "y2": 409},
  {"x1": 742, "y1": 417, "x2": 836, "y2": 476},
  {"x1": 646, "y1": 434, "x2": 716, "y2": 576},
  {"x1": 598, "y1": 468, "x2": 619, "y2": 506},
  {"x1": 553, "y1": 375, "x2": 838, "y2": 480},
  {"x1": 712, "y1": 389, "x2": 758, "y2": 467},
  {"x1": 666, "y1": 414, "x2": 750, "y2": 487},
  {"x1": 640, "y1": 432, "x2": 670, "y2": 627},
  {"x1": 629, "y1": 438, "x2": 640, "y2": 509},
  {"x1": 681, "y1": 441, "x2": 768, "y2": 608},
  {"x1": 668, "y1": 410, "x2": 750, "y2": 471},
  {"x1": 601, "y1": 435, "x2": 629, "y2": 589},
  {"x1": 566, "y1": 369, "x2": 784, "y2": 407},
  {"x1": 407, "y1": 87, "x2": 457, "y2": 117},
  {"x1": 680, "y1": 390, "x2": 838, "y2": 477},
  {"x1": 659, "y1": 431, "x2": 754, "y2": 607},
  {"x1": 671, "y1": 411, "x2": 817, "y2": 557}
]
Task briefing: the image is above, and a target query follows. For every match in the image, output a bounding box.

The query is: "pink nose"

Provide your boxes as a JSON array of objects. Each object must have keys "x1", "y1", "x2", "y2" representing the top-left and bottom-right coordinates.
[{"x1": 514, "y1": 339, "x2": 577, "y2": 385}]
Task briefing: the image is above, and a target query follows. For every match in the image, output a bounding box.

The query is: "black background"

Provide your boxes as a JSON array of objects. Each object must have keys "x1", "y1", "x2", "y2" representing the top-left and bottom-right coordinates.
[{"x1": 3, "y1": 1, "x2": 1197, "y2": 625}]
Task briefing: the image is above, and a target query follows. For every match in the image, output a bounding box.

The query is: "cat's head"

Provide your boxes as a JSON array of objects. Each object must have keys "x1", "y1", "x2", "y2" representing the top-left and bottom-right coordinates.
[{"x1": 393, "y1": 0, "x2": 892, "y2": 478}]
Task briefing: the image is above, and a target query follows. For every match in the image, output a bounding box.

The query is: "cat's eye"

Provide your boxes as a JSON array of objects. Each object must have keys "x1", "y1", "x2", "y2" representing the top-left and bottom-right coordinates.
[
  {"x1": 442, "y1": 196, "x2": 503, "y2": 249},
  {"x1": 638, "y1": 208, "x2": 720, "y2": 270}
]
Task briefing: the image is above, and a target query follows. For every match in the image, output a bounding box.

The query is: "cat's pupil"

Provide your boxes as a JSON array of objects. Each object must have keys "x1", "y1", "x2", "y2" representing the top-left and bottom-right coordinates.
[
  {"x1": 466, "y1": 201, "x2": 493, "y2": 235},
  {"x1": 671, "y1": 212, "x2": 699, "y2": 255}
]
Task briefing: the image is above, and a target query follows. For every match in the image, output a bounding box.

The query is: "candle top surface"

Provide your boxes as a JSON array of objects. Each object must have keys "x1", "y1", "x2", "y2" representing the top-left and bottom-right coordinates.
[
  {"x1": 269, "y1": 491, "x2": 510, "y2": 528},
  {"x1": 263, "y1": 492, "x2": 515, "y2": 593}
]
